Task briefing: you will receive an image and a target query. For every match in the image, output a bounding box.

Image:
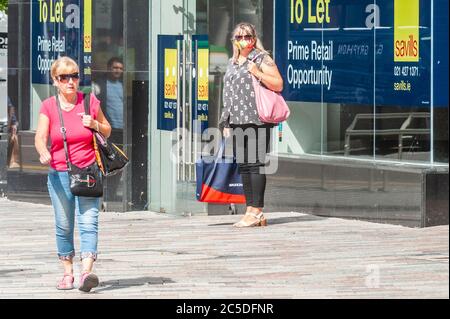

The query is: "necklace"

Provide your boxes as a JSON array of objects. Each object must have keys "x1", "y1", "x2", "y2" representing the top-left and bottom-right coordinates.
[{"x1": 59, "y1": 95, "x2": 77, "y2": 111}]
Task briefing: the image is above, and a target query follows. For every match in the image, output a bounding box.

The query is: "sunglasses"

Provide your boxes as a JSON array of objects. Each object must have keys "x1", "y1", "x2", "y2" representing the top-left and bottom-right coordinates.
[
  {"x1": 234, "y1": 35, "x2": 253, "y2": 41},
  {"x1": 57, "y1": 73, "x2": 80, "y2": 83}
]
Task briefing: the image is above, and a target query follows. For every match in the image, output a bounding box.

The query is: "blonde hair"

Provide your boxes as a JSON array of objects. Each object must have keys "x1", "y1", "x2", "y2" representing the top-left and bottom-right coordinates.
[
  {"x1": 231, "y1": 22, "x2": 268, "y2": 63},
  {"x1": 50, "y1": 56, "x2": 79, "y2": 80}
]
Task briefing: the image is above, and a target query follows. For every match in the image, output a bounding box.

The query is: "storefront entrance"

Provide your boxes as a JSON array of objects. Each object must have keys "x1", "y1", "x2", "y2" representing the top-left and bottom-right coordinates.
[{"x1": 150, "y1": 0, "x2": 271, "y2": 215}]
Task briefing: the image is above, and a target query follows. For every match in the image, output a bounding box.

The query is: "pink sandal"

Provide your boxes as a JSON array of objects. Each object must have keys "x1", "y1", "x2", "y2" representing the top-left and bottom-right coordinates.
[
  {"x1": 56, "y1": 273, "x2": 74, "y2": 290},
  {"x1": 79, "y1": 272, "x2": 99, "y2": 293}
]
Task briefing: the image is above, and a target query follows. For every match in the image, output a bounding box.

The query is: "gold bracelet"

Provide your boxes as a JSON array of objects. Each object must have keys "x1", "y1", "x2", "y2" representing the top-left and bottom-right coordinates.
[{"x1": 95, "y1": 121, "x2": 100, "y2": 132}]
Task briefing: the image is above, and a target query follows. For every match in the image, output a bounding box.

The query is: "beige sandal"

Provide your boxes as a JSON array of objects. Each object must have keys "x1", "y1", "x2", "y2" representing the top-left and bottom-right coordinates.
[{"x1": 233, "y1": 212, "x2": 267, "y2": 228}]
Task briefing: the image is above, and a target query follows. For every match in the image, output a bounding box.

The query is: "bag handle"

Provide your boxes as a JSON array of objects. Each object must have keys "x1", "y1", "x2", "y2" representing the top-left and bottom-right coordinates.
[
  {"x1": 216, "y1": 139, "x2": 226, "y2": 159},
  {"x1": 215, "y1": 138, "x2": 235, "y2": 163},
  {"x1": 82, "y1": 93, "x2": 97, "y2": 135},
  {"x1": 84, "y1": 93, "x2": 103, "y2": 139},
  {"x1": 249, "y1": 52, "x2": 266, "y2": 84},
  {"x1": 83, "y1": 92, "x2": 90, "y2": 117},
  {"x1": 249, "y1": 52, "x2": 265, "y2": 67}
]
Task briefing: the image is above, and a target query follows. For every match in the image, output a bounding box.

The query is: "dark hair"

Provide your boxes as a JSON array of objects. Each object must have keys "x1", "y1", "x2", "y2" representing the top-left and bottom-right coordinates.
[{"x1": 107, "y1": 57, "x2": 124, "y2": 68}]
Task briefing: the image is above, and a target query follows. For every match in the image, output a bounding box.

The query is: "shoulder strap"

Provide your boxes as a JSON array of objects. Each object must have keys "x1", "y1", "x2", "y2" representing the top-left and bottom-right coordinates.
[
  {"x1": 55, "y1": 95, "x2": 72, "y2": 171},
  {"x1": 250, "y1": 51, "x2": 266, "y2": 67},
  {"x1": 84, "y1": 93, "x2": 90, "y2": 116},
  {"x1": 83, "y1": 93, "x2": 97, "y2": 134}
]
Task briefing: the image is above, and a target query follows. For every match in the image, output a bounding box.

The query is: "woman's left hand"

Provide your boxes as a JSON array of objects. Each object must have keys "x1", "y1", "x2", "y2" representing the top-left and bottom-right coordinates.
[{"x1": 82, "y1": 114, "x2": 97, "y2": 130}]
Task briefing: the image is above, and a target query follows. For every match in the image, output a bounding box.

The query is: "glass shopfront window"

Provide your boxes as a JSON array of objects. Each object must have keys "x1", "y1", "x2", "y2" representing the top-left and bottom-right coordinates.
[
  {"x1": 5, "y1": 0, "x2": 448, "y2": 216},
  {"x1": 374, "y1": 0, "x2": 431, "y2": 162},
  {"x1": 7, "y1": 0, "x2": 150, "y2": 211},
  {"x1": 91, "y1": 0, "x2": 150, "y2": 211},
  {"x1": 274, "y1": 0, "x2": 448, "y2": 166},
  {"x1": 432, "y1": 0, "x2": 449, "y2": 164},
  {"x1": 92, "y1": 0, "x2": 149, "y2": 210}
]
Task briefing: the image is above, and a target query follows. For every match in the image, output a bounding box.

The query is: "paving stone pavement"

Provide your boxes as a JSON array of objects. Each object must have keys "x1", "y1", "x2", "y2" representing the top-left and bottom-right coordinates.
[{"x1": 0, "y1": 198, "x2": 448, "y2": 299}]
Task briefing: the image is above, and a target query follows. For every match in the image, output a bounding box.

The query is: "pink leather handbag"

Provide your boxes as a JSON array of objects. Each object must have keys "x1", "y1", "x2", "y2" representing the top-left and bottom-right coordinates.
[
  {"x1": 250, "y1": 54, "x2": 290, "y2": 124},
  {"x1": 252, "y1": 76, "x2": 290, "y2": 124}
]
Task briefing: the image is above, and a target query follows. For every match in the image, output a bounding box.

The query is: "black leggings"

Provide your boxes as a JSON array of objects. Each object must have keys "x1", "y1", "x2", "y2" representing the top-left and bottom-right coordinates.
[
  {"x1": 230, "y1": 124, "x2": 273, "y2": 208},
  {"x1": 240, "y1": 173, "x2": 267, "y2": 209}
]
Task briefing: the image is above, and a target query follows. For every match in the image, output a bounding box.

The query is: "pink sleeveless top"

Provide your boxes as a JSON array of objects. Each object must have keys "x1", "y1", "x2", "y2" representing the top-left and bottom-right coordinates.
[{"x1": 39, "y1": 92, "x2": 100, "y2": 171}]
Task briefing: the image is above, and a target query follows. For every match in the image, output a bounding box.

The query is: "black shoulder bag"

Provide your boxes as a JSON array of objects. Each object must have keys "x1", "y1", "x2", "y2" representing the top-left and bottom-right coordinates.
[
  {"x1": 83, "y1": 95, "x2": 129, "y2": 177},
  {"x1": 56, "y1": 95, "x2": 103, "y2": 197}
]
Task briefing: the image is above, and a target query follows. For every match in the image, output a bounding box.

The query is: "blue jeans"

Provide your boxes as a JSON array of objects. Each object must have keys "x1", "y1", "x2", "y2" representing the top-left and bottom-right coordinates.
[{"x1": 47, "y1": 169, "x2": 100, "y2": 261}]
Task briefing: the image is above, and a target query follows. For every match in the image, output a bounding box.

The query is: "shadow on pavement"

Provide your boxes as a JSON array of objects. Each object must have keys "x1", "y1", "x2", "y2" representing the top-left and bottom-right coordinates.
[
  {"x1": 208, "y1": 214, "x2": 326, "y2": 227},
  {"x1": 95, "y1": 276, "x2": 175, "y2": 293},
  {"x1": 266, "y1": 215, "x2": 326, "y2": 225},
  {"x1": 0, "y1": 269, "x2": 33, "y2": 276}
]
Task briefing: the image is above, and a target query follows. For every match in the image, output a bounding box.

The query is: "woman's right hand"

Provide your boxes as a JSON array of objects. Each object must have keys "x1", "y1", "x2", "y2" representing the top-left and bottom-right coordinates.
[
  {"x1": 39, "y1": 151, "x2": 51, "y2": 165},
  {"x1": 35, "y1": 113, "x2": 51, "y2": 165}
]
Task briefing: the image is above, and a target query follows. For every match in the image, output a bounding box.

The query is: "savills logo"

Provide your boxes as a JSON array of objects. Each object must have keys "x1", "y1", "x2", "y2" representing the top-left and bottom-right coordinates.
[{"x1": 394, "y1": 0, "x2": 419, "y2": 62}]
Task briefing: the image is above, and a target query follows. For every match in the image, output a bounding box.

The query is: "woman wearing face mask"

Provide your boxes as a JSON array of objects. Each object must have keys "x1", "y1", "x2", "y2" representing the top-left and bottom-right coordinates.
[{"x1": 219, "y1": 22, "x2": 283, "y2": 227}]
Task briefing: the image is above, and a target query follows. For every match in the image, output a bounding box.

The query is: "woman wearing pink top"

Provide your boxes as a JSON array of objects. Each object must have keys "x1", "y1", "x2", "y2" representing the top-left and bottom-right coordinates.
[{"x1": 35, "y1": 57, "x2": 111, "y2": 292}]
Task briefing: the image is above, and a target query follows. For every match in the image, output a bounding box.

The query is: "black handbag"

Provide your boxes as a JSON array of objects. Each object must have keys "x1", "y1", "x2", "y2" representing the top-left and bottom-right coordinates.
[
  {"x1": 67, "y1": 162, "x2": 104, "y2": 197},
  {"x1": 83, "y1": 95, "x2": 129, "y2": 176},
  {"x1": 56, "y1": 95, "x2": 103, "y2": 197}
]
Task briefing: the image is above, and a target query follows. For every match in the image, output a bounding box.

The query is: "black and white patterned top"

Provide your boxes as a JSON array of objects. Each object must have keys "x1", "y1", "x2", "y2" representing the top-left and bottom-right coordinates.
[{"x1": 219, "y1": 49, "x2": 268, "y2": 128}]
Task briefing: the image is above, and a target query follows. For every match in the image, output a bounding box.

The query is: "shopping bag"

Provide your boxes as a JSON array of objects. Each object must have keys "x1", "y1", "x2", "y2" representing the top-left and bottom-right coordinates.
[{"x1": 195, "y1": 141, "x2": 246, "y2": 204}]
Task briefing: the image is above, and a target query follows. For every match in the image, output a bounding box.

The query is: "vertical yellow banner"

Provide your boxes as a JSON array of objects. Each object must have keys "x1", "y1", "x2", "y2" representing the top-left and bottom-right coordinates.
[
  {"x1": 84, "y1": 0, "x2": 92, "y2": 53},
  {"x1": 197, "y1": 49, "x2": 209, "y2": 102},
  {"x1": 394, "y1": 0, "x2": 419, "y2": 62},
  {"x1": 164, "y1": 49, "x2": 178, "y2": 100}
]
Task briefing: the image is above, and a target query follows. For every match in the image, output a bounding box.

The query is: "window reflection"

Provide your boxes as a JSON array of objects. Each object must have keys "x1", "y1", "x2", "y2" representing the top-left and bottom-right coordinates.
[{"x1": 273, "y1": 0, "x2": 435, "y2": 163}]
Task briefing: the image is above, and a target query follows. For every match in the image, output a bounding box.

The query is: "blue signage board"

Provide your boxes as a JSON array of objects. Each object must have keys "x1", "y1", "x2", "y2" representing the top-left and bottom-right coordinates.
[
  {"x1": 192, "y1": 35, "x2": 209, "y2": 134},
  {"x1": 158, "y1": 35, "x2": 210, "y2": 132},
  {"x1": 157, "y1": 35, "x2": 183, "y2": 131},
  {"x1": 275, "y1": 0, "x2": 434, "y2": 107},
  {"x1": 31, "y1": 0, "x2": 92, "y2": 86}
]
